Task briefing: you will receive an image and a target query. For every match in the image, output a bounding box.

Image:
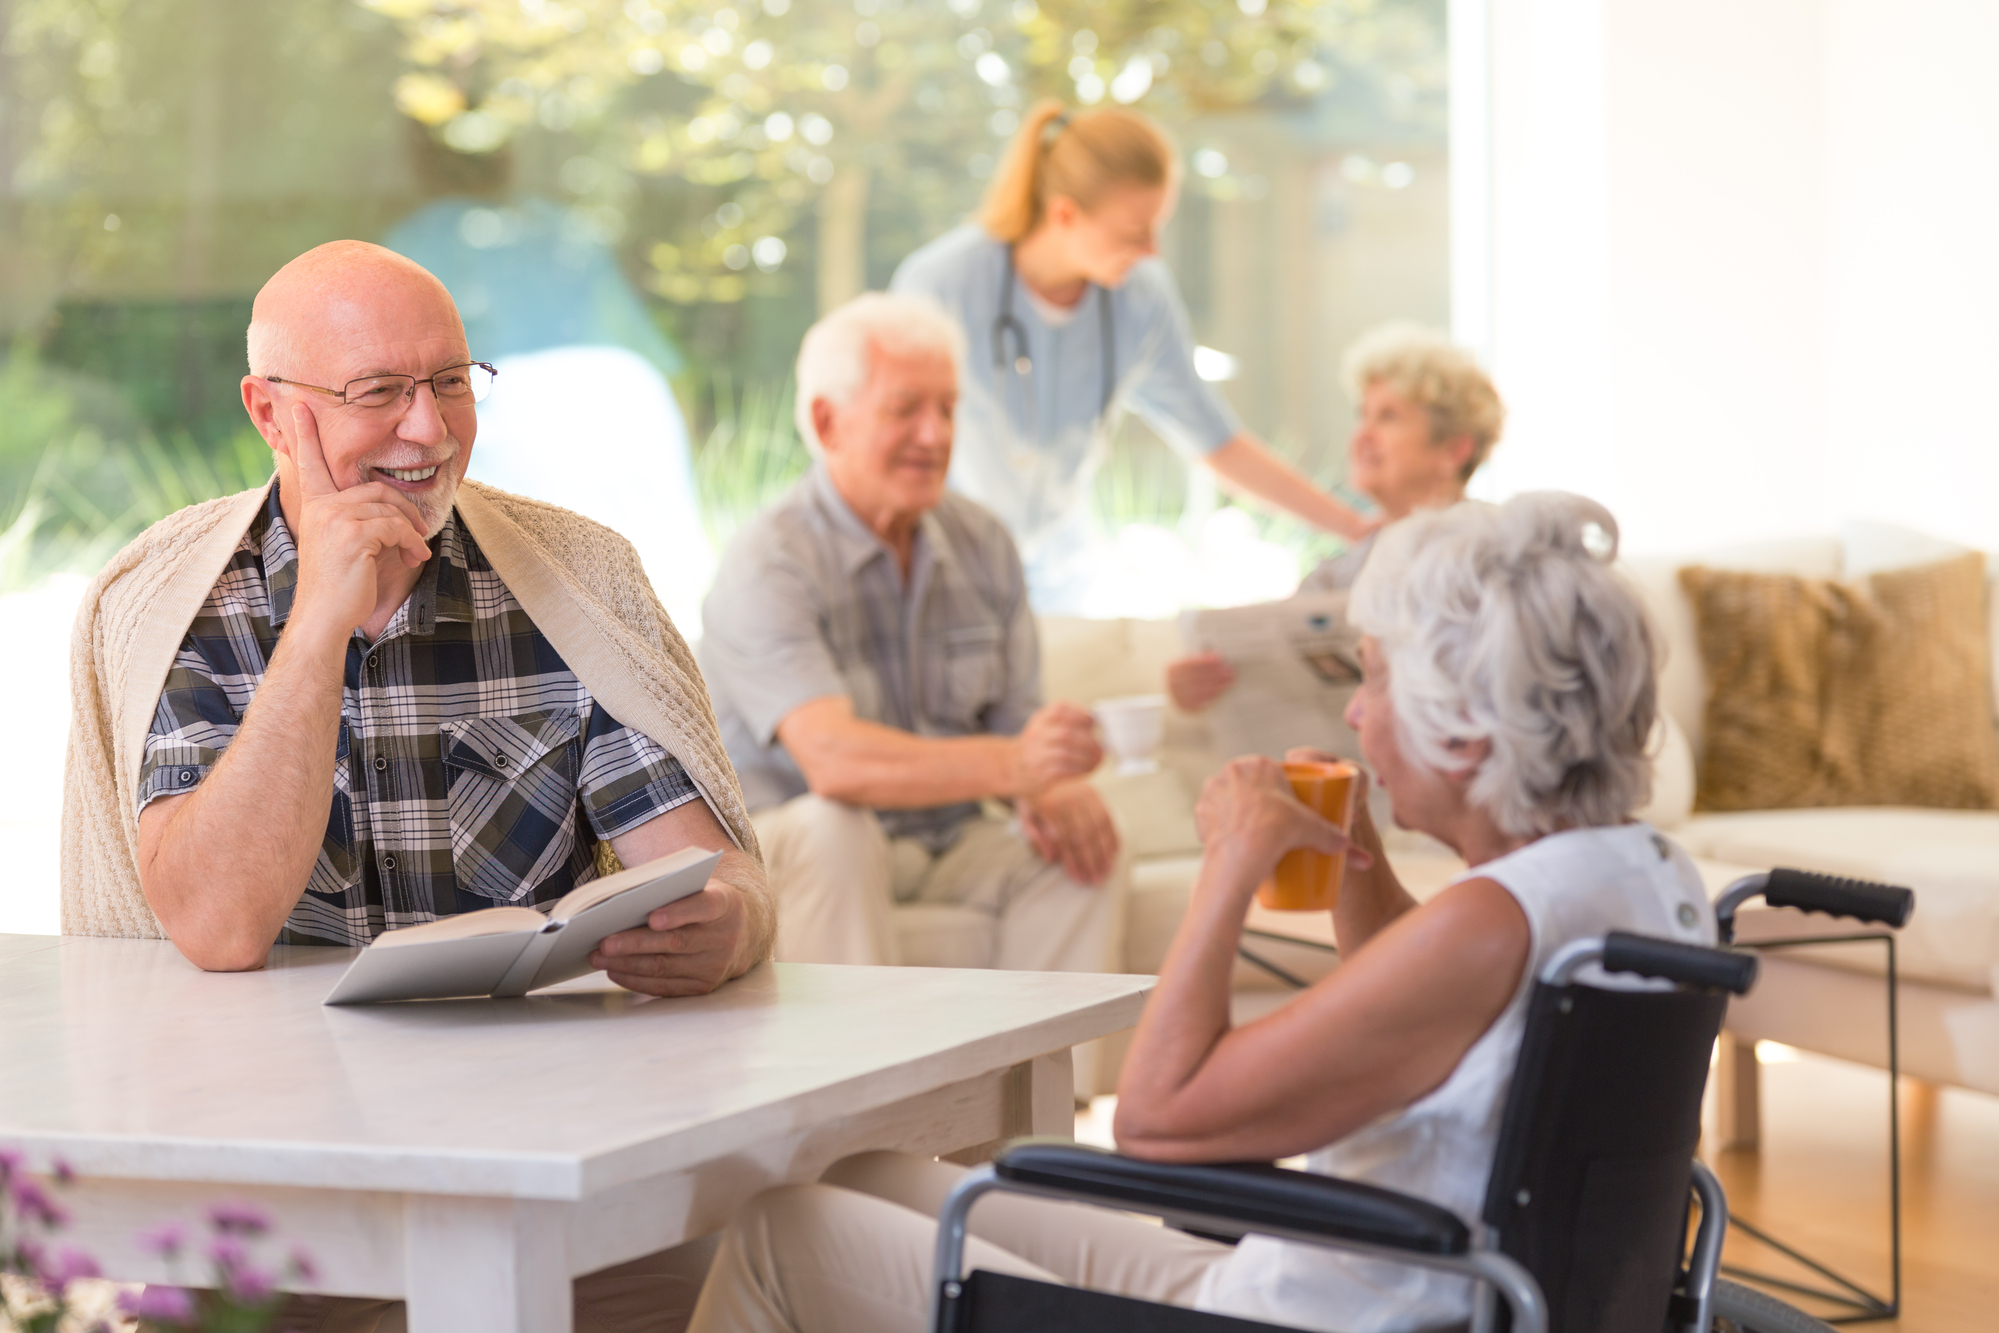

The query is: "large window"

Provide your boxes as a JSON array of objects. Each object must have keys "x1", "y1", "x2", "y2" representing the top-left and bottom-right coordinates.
[
  {"x1": 1, "y1": 0, "x2": 1445, "y2": 602},
  {"x1": 0, "y1": 0, "x2": 1444, "y2": 933}
]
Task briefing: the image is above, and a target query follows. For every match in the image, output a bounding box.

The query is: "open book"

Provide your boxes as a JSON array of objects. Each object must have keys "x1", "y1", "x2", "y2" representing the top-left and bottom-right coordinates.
[{"x1": 323, "y1": 846, "x2": 723, "y2": 1005}]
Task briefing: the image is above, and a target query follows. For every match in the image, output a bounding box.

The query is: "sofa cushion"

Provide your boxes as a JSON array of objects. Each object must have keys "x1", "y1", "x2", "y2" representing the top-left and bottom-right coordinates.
[
  {"x1": 1837, "y1": 518, "x2": 1999, "y2": 725},
  {"x1": 1679, "y1": 553, "x2": 1999, "y2": 811},
  {"x1": 1622, "y1": 537, "x2": 1842, "y2": 762},
  {"x1": 1096, "y1": 768, "x2": 1202, "y2": 861},
  {"x1": 1676, "y1": 807, "x2": 1999, "y2": 994}
]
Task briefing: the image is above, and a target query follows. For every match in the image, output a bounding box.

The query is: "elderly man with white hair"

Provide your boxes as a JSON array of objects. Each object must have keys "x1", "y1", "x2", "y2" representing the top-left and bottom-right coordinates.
[{"x1": 701, "y1": 292, "x2": 1123, "y2": 978}]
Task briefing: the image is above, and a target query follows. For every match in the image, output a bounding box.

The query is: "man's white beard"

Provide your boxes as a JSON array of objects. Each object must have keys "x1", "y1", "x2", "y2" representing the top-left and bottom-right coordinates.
[
  {"x1": 358, "y1": 437, "x2": 462, "y2": 540},
  {"x1": 412, "y1": 468, "x2": 461, "y2": 539}
]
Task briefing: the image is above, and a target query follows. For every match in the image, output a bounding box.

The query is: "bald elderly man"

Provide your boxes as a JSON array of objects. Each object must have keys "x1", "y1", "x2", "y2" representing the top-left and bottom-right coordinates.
[{"x1": 62, "y1": 241, "x2": 771, "y2": 1327}]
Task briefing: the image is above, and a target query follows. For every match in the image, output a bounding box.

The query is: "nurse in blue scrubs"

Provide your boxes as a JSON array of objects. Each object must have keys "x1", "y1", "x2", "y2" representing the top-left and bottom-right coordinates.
[{"x1": 891, "y1": 100, "x2": 1373, "y2": 612}]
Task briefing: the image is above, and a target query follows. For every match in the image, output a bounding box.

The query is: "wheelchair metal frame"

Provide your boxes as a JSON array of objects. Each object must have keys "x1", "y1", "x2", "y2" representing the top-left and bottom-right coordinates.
[{"x1": 929, "y1": 936, "x2": 1740, "y2": 1333}]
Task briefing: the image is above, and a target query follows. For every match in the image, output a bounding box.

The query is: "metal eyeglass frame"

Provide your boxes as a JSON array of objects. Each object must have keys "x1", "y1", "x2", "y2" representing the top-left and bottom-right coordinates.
[{"x1": 264, "y1": 360, "x2": 497, "y2": 408}]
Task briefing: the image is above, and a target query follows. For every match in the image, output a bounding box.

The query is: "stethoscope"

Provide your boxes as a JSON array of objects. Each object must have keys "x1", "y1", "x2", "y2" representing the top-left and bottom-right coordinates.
[{"x1": 991, "y1": 245, "x2": 1117, "y2": 430}]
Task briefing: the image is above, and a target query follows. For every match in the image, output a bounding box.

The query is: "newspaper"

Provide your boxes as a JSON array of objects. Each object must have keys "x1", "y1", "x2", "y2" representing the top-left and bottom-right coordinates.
[{"x1": 1178, "y1": 592, "x2": 1365, "y2": 763}]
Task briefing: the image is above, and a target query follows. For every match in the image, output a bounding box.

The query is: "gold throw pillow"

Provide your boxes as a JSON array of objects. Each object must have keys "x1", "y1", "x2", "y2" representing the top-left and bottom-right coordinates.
[{"x1": 1680, "y1": 552, "x2": 1999, "y2": 812}]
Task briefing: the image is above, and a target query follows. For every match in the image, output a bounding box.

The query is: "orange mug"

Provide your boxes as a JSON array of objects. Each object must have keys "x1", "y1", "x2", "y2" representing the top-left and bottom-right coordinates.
[{"x1": 1256, "y1": 760, "x2": 1360, "y2": 912}]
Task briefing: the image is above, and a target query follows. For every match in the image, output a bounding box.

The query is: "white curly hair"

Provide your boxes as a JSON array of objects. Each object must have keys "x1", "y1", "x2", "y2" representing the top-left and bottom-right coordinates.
[
  {"x1": 1341, "y1": 321, "x2": 1505, "y2": 481},
  {"x1": 1347, "y1": 492, "x2": 1657, "y2": 837}
]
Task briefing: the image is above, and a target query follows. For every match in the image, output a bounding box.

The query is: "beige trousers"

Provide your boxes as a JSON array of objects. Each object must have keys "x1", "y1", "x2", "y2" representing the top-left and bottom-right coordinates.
[
  {"x1": 684, "y1": 1151, "x2": 1230, "y2": 1333},
  {"x1": 751, "y1": 795, "x2": 1124, "y2": 974}
]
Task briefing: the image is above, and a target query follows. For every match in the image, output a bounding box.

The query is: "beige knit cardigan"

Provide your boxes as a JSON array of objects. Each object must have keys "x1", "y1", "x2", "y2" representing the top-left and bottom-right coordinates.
[{"x1": 60, "y1": 476, "x2": 762, "y2": 940}]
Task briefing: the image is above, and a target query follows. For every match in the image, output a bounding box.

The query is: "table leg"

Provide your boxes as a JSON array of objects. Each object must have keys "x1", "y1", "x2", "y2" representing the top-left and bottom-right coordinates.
[
  {"x1": 1018, "y1": 1049, "x2": 1076, "y2": 1136},
  {"x1": 1711, "y1": 1032, "x2": 1760, "y2": 1151},
  {"x1": 942, "y1": 1048, "x2": 1080, "y2": 1165},
  {"x1": 404, "y1": 1195, "x2": 571, "y2": 1333}
]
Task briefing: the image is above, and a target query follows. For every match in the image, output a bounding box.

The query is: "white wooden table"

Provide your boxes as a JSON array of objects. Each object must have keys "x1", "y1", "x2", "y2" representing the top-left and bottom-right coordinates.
[{"x1": 0, "y1": 934, "x2": 1151, "y2": 1331}]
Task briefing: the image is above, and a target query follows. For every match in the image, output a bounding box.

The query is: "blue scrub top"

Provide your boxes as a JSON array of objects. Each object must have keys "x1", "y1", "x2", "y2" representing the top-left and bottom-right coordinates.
[{"x1": 891, "y1": 226, "x2": 1241, "y2": 611}]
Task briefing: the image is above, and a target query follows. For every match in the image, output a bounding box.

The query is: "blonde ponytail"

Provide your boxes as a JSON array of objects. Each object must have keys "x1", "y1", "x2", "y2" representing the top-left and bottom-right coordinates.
[{"x1": 978, "y1": 100, "x2": 1177, "y2": 243}]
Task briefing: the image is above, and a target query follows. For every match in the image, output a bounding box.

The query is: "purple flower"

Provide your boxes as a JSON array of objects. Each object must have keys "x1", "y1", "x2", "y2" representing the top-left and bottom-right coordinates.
[
  {"x1": 0, "y1": 1147, "x2": 22, "y2": 1182},
  {"x1": 119, "y1": 1285, "x2": 198, "y2": 1324},
  {"x1": 37, "y1": 1244, "x2": 103, "y2": 1285},
  {"x1": 52, "y1": 1156, "x2": 76, "y2": 1185},
  {"x1": 288, "y1": 1245, "x2": 319, "y2": 1284},
  {"x1": 136, "y1": 1220, "x2": 189, "y2": 1258},
  {"x1": 9, "y1": 1179, "x2": 70, "y2": 1228},
  {"x1": 207, "y1": 1234, "x2": 249, "y2": 1272},
  {"x1": 208, "y1": 1200, "x2": 272, "y2": 1237},
  {"x1": 224, "y1": 1261, "x2": 277, "y2": 1302}
]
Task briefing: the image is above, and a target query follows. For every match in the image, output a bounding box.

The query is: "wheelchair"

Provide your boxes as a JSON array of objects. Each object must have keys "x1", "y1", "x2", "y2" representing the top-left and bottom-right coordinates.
[{"x1": 925, "y1": 872, "x2": 1913, "y2": 1333}]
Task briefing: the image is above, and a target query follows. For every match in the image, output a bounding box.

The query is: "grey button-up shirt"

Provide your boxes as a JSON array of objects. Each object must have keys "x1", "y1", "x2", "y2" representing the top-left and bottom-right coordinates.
[{"x1": 701, "y1": 464, "x2": 1041, "y2": 849}]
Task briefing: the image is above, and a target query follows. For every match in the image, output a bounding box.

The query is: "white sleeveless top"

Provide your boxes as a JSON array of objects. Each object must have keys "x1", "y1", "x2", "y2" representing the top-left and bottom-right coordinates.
[{"x1": 1194, "y1": 823, "x2": 1714, "y2": 1333}]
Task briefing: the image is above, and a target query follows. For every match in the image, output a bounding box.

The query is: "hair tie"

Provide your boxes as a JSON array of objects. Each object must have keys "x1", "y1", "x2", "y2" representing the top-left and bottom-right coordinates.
[
  {"x1": 1579, "y1": 520, "x2": 1615, "y2": 562},
  {"x1": 1048, "y1": 111, "x2": 1072, "y2": 135}
]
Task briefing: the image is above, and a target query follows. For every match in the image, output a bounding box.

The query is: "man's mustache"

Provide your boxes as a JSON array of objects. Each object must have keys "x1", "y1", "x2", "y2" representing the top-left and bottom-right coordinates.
[{"x1": 359, "y1": 440, "x2": 460, "y2": 472}]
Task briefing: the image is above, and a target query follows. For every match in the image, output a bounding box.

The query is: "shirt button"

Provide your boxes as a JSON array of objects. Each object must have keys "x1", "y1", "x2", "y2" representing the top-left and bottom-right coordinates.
[
  {"x1": 178, "y1": 769, "x2": 194, "y2": 784},
  {"x1": 494, "y1": 754, "x2": 510, "y2": 769},
  {"x1": 367, "y1": 654, "x2": 380, "y2": 671},
  {"x1": 382, "y1": 854, "x2": 397, "y2": 872},
  {"x1": 374, "y1": 755, "x2": 388, "y2": 772}
]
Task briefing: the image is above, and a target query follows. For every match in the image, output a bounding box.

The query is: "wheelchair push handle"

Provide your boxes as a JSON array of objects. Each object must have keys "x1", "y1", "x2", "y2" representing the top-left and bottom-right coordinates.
[
  {"x1": 1762, "y1": 867, "x2": 1914, "y2": 929},
  {"x1": 1602, "y1": 931, "x2": 1759, "y2": 995}
]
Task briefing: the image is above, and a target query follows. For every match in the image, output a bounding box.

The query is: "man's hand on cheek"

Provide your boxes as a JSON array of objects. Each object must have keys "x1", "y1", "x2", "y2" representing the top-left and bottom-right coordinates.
[
  {"x1": 285, "y1": 402, "x2": 432, "y2": 636},
  {"x1": 589, "y1": 878, "x2": 747, "y2": 997}
]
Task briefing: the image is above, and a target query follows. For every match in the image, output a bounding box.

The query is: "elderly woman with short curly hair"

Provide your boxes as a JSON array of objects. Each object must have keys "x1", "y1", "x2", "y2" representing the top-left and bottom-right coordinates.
[
  {"x1": 685, "y1": 493, "x2": 1713, "y2": 1333},
  {"x1": 1170, "y1": 321, "x2": 1505, "y2": 710}
]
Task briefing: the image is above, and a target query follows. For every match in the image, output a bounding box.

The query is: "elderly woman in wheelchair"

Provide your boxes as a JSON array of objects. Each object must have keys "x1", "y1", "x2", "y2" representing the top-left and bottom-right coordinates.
[{"x1": 686, "y1": 492, "x2": 1726, "y2": 1333}]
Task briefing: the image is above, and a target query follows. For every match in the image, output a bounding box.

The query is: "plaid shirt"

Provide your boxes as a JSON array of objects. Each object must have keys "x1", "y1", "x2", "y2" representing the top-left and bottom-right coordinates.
[{"x1": 139, "y1": 486, "x2": 699, "y2": 947}]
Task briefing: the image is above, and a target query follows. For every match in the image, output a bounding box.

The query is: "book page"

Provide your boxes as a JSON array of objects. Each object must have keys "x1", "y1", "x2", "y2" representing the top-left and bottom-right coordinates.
[
  {"x1": 548, "y1": 844, "x2": 715, "y2": 922},
  {"x1": 369, "y1": 907, "x2": 547, "y2": 948}
]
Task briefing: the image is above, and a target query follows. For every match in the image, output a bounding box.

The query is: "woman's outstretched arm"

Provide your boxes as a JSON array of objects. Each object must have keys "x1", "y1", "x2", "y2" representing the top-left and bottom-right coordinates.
[{"x1": 1204, "y1": 434, "x2": 1379, "y2": 542}]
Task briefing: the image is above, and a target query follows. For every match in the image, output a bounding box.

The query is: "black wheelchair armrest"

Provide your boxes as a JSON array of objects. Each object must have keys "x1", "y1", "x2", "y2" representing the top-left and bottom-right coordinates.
[
  {"x1": 992, "y1": 1140, "x2": 1471, "y2": 1257},
  {"x1": 1763, "y1": 868, "x2": 1914, "y2": 929},
  {"x1": 1603, "y1": 931, "x2": 1759, "y2": 995}
]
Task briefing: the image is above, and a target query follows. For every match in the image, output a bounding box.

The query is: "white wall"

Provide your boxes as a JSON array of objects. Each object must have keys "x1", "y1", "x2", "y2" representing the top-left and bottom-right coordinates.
[
  {"x1": 1821, "y1": 0, "x2": 1999, "y2": 552},
  {"x1": 1464, "y1": 0, "x2": 1999, "y2": 556}
]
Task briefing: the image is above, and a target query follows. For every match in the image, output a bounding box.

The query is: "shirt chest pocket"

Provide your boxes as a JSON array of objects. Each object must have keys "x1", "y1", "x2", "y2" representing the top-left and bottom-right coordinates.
[
  {"x1": 923, "y1": 623, "x2": 1006, "y2": 725},
  {"x1": 440, "y1": 709, "x2": 583, "y2": 904}
]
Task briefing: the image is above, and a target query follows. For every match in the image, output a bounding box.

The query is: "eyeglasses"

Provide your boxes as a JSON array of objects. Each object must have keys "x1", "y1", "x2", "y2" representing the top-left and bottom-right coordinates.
[{"x1": 266, "y1": 361, "x2": 498, "y2": 410}]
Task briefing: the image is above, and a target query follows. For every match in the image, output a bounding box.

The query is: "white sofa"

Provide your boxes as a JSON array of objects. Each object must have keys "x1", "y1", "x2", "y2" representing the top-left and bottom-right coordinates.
[{"x1": 1034, "y1": 519, "x2": 1999, "y2": 1111}]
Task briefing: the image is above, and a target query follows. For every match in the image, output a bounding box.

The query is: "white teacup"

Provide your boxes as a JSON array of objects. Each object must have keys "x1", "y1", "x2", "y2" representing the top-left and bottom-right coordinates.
[{"x1": 1094, "y1": 693, "x2": 1167, "y2": 776}]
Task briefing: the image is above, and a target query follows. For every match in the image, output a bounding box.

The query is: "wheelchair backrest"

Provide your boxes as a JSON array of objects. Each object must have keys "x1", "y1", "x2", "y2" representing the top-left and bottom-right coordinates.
[{"x1": 1479, "y1": 977, "x2": 1729, "y2": 1333}]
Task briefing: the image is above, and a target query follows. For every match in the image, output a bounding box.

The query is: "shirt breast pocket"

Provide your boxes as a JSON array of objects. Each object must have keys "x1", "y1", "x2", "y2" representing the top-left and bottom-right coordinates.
[
  {"x1": 440, "y1": 709, "x2": 583, "y2": 904},
  {"x1": 926, "y1": 623, "x2": 1007, "y2": 725}
]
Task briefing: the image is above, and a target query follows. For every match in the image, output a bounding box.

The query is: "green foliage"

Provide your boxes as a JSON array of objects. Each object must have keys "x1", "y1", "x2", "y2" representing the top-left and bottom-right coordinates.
[
  {"x1": 690, "y1": 372, "x2": 808, "y2": 550},
  {"x1": 0, "y1": 349, "x2": 272, "y2": 592},
  {"x1": 357, "y1": 0, "x2": 1444, "y2": 305}
]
